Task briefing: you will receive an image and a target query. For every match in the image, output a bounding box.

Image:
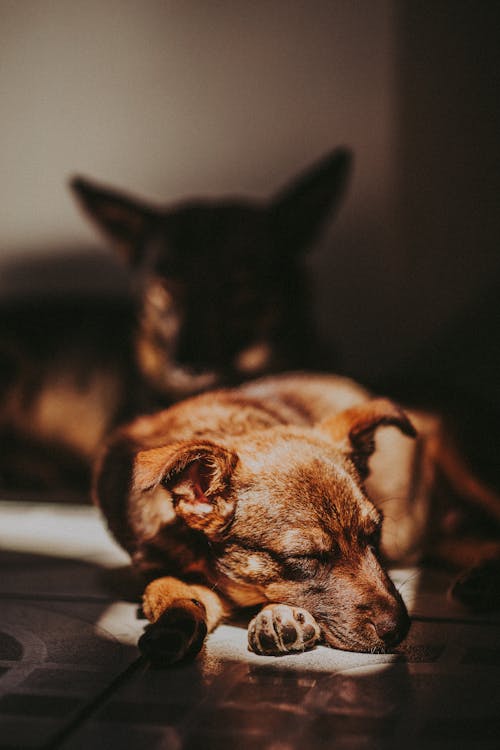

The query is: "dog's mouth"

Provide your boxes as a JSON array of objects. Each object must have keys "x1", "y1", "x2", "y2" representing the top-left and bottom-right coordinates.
[
  {"x1": 137, "y1": 340, "x2": 270, "y2": 401},
  {"x1": 135, "y1": 336, "x2": 222, "y2": 398},
  {"x1": 322, "y1": 629, "x2": 392, "y2": 655},
  {"x1": 320, "y1": 611, "x2": 411, "y2": 654},
  {"x1": 155, "y1": 365, "x2": 220, "y2": 399},
  {"x1": 317, "y1": 597, "x2": 411, "y2": 654}
]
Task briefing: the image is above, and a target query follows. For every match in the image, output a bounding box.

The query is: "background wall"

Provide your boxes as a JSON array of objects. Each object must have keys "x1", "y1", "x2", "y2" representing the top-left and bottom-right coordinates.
[{"x1": 1, "y1": 1, "x2": 499, "y2": 393}]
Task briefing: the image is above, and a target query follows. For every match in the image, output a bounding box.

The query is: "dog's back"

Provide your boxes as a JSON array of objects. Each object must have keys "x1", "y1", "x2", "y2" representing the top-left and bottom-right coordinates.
[
  {"x1": 98, "y1": 371, "x2": 500, "y2": 571},
  {"x1": 95, "y1": 373, "x2": 431, "y2": 562}
]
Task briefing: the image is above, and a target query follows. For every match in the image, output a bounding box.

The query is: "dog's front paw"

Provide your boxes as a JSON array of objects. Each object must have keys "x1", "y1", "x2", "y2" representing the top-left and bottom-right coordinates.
[
  {"x1": 248, "y1": 604, "x2": 321, "y2": 656},
  {"x1": 138, "y1": 598, "x2": 207, "y2": 666}
]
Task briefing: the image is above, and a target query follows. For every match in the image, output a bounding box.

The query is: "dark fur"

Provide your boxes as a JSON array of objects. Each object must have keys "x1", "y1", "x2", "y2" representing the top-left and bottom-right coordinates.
[{"x1": 0, "y1": 149, "x2": 351, "y2": 492}]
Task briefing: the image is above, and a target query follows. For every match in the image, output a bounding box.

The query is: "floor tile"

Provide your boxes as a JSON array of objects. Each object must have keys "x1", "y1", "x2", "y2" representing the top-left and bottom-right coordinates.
[{"x1": 1, "y1": 499, "x2": 499, "y2": 750}]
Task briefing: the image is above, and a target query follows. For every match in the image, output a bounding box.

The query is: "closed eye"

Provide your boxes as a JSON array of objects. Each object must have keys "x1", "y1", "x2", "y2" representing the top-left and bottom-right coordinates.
[
  {"x1": 281, "y1": 557, "x2": 320, "y2": 581},
  {"x1": 280, "y1": 551, "x2": 332, "y2": 581},
  {"x1": 226, "y1": 537, "x2": 335, "y2": 581}
]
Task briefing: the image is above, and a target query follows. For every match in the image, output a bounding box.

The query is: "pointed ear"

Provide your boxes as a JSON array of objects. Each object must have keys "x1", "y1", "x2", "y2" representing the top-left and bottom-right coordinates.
[
  {"x1": 134, "y1": 440, "x2": 239, "y2": 536},
  {"x1": 270, "y1": 147, "x2": 352, "y2": 254},
  {"x1": 70, "y1": 175, "x2": 157, "y2": 265},
  {"x1": 319, "y1": 398, "x2": 417, "y2": 480}
]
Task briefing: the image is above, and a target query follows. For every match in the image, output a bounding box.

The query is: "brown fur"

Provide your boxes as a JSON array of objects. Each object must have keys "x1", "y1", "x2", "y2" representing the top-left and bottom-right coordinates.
[{"x1": 93, "y1": 372, "x2": 500, "y2": 664}]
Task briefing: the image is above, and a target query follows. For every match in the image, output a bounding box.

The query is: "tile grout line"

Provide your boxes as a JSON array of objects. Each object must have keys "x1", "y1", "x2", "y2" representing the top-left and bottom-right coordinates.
[
  {"x1": 411, "y1": 614, "x2": 500, "y2": 627},
  {"x1": 0, "y1": 593, "x2": 118, "y2": 603},
  {"x1": 40, "y1": 656, "x2": 148, "y2": 750}
]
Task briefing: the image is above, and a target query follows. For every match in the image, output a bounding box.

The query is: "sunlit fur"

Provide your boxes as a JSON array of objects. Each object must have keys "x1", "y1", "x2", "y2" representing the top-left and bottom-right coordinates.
[
  {"x1": 95, "y1": 373, "x2": 421, "y2": 656},
  {"x1": 96, "y1": 372, "x2": 500, "y2": 663}
]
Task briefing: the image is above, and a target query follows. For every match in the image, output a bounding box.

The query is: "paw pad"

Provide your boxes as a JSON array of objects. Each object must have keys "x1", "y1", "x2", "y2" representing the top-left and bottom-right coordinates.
[{"x1": 248, "y1": 604, "x2": 320, "y2": 656}]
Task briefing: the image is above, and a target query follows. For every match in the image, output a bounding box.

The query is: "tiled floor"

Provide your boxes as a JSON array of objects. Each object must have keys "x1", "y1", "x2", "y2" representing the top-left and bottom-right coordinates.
[{"x1": 1, "y1": 500, "x2": 499, "y2": 750}]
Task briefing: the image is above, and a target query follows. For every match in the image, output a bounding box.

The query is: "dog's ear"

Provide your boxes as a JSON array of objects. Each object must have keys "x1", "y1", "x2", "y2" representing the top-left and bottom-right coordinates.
[
  {"x1": 270, "y1": 147, "x2": 352, "y2": 255},
  {"x1": 133, "y1": 440, "x2": 239, "y2": 536},
  {"x1": 70, "y1": 176, "x2": 157, "y2": 265},
  {"x1": 319, "y1": 399, "x2": 417, "y2": 480}
]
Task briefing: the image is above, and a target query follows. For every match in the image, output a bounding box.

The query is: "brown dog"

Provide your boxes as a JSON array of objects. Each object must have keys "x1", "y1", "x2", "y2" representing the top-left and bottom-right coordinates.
[{"x1": 94, "y1": 373, "x2": 500, "y2": 664}]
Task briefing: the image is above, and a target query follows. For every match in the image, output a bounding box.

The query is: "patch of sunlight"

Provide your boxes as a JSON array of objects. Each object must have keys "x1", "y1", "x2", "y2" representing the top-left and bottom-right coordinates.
[{"x1": 0, "y1": 499, "x2": 128, "y2": 567}]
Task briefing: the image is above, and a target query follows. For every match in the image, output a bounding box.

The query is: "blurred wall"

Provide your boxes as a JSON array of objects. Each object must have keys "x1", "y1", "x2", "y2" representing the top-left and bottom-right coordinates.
[
  {"x1": 0, "y1": 0, "x2": 498, "y2": 385},
  {"x1": 392, "y1": 1, "x2": 500, "y2": 370},
  {"x1": 0, "y1": 0, "x2": 395, "y2": 250}
]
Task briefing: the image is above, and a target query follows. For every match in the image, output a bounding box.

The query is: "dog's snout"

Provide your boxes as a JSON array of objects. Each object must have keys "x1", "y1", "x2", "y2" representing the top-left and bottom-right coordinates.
[
  {"x1": 370, "y1": 602, "x2": 410, "y2": 648},
  {"x1": 372, "y1": 614, "x2": 407, "y2": 647}
]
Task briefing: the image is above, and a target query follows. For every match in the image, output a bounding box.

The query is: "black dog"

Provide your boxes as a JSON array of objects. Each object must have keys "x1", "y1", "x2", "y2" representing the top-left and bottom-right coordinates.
[{"x1": 0, "y1": 148, "x2": 351, "y2": 492}]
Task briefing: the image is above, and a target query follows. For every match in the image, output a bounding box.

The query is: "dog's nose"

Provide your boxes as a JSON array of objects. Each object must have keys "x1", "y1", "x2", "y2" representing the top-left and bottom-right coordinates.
[{"x1": 372, "y1": 610, "x2": 410, "y2": 648}]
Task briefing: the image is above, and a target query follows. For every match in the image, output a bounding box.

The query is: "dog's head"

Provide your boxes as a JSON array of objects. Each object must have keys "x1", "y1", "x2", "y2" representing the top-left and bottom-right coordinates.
[
  {"x1": 109, "y1": 398, "x2": 414, "y2": 653},
  {"x1": 70, "y1": 149, "x2": 351, "y2": 399}
]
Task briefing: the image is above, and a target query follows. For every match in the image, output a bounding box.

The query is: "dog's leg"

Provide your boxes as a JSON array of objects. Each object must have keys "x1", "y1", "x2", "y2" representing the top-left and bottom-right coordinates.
[
  {"x1": 449, "y1": 557, "x2": 500, "y2": 612},
  {"x1": 428, "y1": 437, "x2": 500, "y2": 612},
  {"x1": 431, "y1": 537, "x2": 500, "y2": 613},
  {"x1": 248, "y1": 604, "x2": 321, "y2": 656},
  {"x1": 139, "y1": 576, "x2": 227, "y2": 665},
  {"x1": 434, "y1": 438, "x2": 500, "y2": 523}
]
